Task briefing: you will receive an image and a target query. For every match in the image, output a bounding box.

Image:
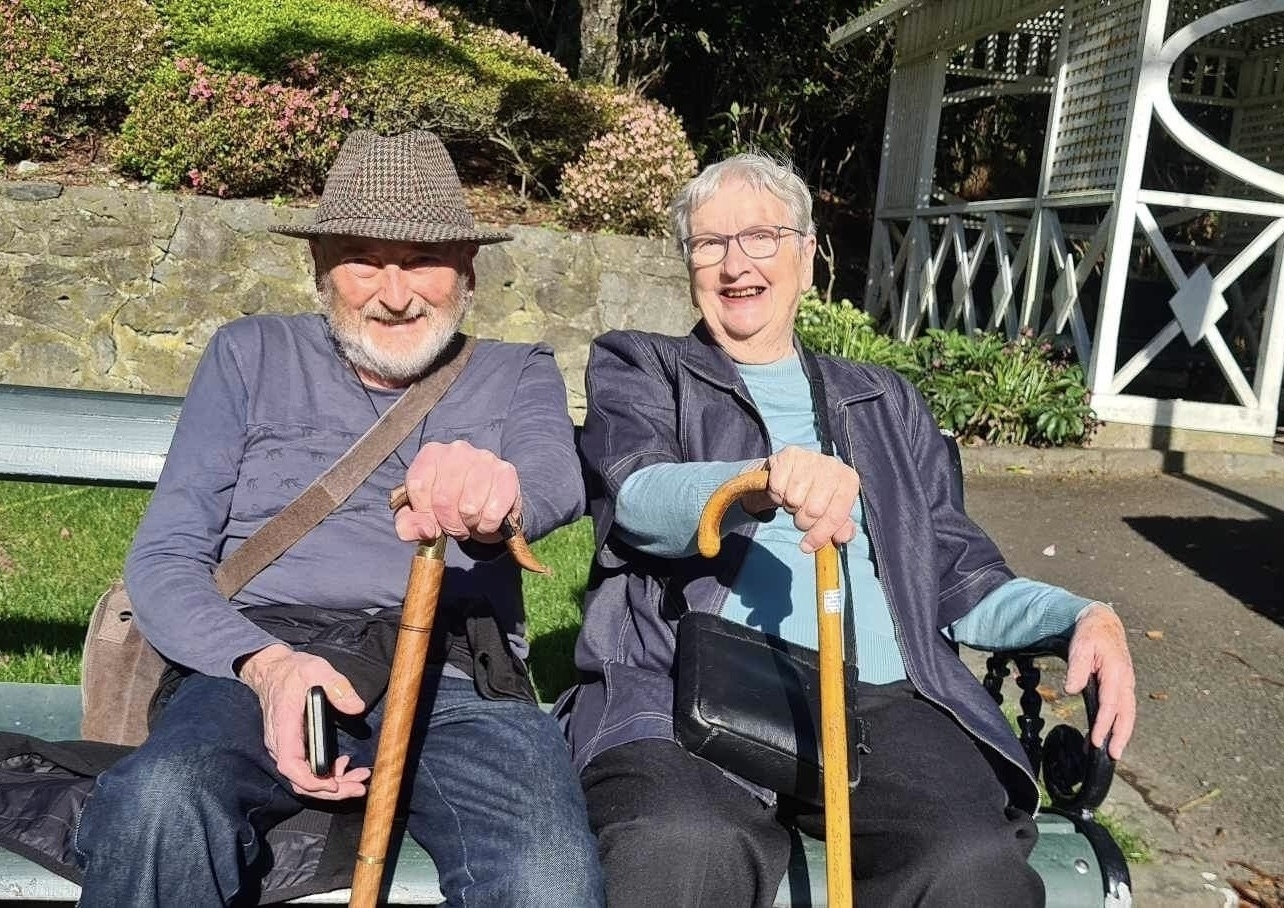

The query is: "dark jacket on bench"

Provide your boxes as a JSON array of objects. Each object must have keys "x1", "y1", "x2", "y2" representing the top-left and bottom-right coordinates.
[{"x1": 0, "y1": 732, "x2": 364, "y2": 903}]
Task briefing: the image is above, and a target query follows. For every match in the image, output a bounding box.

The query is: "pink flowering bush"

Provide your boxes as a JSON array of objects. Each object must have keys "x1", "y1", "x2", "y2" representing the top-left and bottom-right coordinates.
[
  {"x1": 560, "y1": 93, "x2": 698, "y2": 236},
  {"x1": 2, "y1": 0, "x2": 702, "y2": 213},
  {"x1": 114, "y1": 58, "x2": 349, "y2": 197},
  {"x1": 140, "y1": 0, "x2": 584, "y2": 194},
  {"x1": 0, "y1": 0, "x2": 165, "y2": 160}
]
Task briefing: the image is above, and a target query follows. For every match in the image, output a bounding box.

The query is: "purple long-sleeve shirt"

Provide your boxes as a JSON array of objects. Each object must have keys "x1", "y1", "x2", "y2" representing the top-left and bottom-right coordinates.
[{"x1": 124, "y1": 314, "x2": 583, "y2": 679}]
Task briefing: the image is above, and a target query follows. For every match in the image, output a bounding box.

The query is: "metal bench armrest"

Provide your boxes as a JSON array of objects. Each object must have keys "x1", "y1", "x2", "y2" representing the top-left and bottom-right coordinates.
[{"x1": 983, "y1": 644, "x2": 1117, "y2": 814}]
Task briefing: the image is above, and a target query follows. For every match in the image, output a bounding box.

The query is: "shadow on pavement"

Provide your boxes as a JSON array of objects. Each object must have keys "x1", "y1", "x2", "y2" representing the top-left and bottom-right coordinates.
[{"x1": 1123, "y1": 474, "x2": 1284, "y2": 626}]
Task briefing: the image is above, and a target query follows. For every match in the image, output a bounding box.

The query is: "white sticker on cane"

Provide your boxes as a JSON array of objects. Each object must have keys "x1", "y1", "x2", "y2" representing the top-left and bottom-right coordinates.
[{"x1": 822, "y1": 589, "x2": 842, "y2": 613}]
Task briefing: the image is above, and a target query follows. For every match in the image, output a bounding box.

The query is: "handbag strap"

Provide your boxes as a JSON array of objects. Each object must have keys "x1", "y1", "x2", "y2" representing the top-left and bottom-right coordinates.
[
  {"x1": 799, "y1": 345, "x2": 835, "y2": 457},
  {"x1": 799, "y1": 345, "x2": 857, "y2": 666},
  {"x1": 211, "y1": 333, "x2": 477, "y2": 598}
]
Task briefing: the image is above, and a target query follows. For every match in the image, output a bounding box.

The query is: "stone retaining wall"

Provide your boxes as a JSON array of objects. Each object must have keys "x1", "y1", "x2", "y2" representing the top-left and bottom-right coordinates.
[{"x1": 0, "y1": 181, "x2": 696, "y2": 420}]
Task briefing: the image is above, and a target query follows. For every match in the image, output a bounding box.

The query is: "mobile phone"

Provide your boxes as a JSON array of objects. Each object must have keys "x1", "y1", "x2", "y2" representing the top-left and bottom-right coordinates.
[{"x1": 305, "y1": 686, "x2": 337, "y2": 777}]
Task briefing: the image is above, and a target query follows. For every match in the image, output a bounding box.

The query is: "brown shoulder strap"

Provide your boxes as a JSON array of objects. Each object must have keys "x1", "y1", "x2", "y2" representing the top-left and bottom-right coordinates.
[{"x1": 212, "y1": 334, "x2": 477, "y2": 598}]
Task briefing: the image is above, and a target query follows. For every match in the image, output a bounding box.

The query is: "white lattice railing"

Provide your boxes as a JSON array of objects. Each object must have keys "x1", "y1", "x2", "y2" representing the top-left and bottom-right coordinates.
[
  {"x1": 863, "y1": 0, "x2": 1284, "y2": 438},
  {"x1": 866, "y1": 197, "x2": 1106, "y2": 362},
  {"x1": 865, "y1": 191, "x2": 1284, "y2": 436}
]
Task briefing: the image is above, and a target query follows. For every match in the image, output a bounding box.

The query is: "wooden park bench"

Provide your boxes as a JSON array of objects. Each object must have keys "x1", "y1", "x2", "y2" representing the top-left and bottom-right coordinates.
[{"x1": 0, "y1": 381, "x2": 1132, "y2": 906}]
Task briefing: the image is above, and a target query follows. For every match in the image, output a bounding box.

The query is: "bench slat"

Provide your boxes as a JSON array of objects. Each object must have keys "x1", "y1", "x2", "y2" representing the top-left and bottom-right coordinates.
[
  {"x1": 0, "y1": 683, "x2": 84, "y2": 742},
  {"x1": 0, "y1": 385, "x2": 180, "y2": 484},
  {"x1": 0, "y1": 849, "x2": 80, "y2": 901}
]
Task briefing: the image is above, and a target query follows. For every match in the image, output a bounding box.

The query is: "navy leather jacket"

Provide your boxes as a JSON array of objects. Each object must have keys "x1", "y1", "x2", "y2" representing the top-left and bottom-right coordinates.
[{"x1": 557, "y1": 325, "x2": 1040, "y2": 813}]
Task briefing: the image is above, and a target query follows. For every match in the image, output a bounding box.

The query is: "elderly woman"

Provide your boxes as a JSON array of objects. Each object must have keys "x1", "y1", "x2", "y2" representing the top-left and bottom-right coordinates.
[{"x1": 557, "y1": 152, "x2": 1135, "y2": 908}]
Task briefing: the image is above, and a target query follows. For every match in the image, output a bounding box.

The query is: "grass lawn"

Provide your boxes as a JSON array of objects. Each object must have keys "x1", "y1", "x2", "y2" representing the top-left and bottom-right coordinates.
[
  {"x1": 0, "y1": 480, "x2": 592, "y2": 696},
  {"x1": 0, "y1": 481, "x2": 151, "y2": 684}
]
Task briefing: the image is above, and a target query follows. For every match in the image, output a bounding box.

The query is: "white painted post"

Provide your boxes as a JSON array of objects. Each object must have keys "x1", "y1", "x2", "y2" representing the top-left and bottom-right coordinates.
[{"x1": 1087, "y1": 0, "x2": 1167, "y2": 393}]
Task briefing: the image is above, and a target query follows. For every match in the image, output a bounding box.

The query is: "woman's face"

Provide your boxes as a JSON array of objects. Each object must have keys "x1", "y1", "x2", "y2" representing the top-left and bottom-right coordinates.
[{"x1": 687, "y1": 180, "x2": 815, "y2": 364}]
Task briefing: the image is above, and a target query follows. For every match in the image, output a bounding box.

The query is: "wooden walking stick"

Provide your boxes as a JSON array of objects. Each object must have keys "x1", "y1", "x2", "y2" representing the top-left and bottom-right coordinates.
[
  {"x1": 698, "y1": 471, "x2": 854, "y2": 908},
  {"x1": 348, "y1": 485, "x2": 549, "y2": 908}
]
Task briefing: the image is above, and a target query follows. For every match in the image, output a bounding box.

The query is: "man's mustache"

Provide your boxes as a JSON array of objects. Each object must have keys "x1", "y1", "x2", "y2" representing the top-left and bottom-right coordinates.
[{"x1": 361, "y1": 302, "x2": 430, "y2": 324}]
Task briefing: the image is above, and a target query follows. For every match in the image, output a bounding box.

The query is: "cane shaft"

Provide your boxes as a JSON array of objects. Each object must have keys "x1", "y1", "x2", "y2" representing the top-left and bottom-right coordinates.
[
  {"x1": 816, "y1": 543, "x2": 853, "y2": 908},
  {"x1": 698, "y1": 471, "x2": 855, "y2": 905},
  {"x1": 350, "y1": 538, "x2": 447, "y2": 908}
]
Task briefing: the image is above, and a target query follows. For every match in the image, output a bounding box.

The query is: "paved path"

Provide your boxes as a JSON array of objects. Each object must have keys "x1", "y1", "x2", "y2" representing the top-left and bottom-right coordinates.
[{"x1": 961, "y1": 463, "x2": 1283, "y2": 906}]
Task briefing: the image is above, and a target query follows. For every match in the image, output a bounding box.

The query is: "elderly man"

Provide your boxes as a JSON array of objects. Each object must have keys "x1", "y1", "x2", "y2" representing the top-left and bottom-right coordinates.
[{"x1": 73, "y1": 130, "x2": 603, "y2": 907}]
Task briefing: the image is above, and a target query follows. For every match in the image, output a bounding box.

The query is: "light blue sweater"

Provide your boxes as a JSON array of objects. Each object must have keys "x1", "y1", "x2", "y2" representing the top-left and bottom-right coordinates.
[{"x1": 614, "y1": 355, "x2": 1090, "y2": 683}]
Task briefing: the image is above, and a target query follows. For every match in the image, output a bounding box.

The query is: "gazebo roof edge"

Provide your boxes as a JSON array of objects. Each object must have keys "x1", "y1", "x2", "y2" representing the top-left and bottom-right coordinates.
[{"x1": 828, "y1": 0, "x2": 919, "y2": 49}]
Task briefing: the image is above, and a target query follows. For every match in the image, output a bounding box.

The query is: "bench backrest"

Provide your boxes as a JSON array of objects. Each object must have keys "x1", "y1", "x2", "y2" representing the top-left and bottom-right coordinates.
[
  {"x1": 0, "y1": 382, "x2": 966, "y2": 497},
  {"x1": 0, "y1": 384, "x2": 181, "y2": 484}
]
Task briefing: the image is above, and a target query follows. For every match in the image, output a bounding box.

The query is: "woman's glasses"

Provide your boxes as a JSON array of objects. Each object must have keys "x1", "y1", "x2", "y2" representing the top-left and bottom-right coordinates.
[{"x1": 681, "y1": 225, "x2": 805, "y2": 267}]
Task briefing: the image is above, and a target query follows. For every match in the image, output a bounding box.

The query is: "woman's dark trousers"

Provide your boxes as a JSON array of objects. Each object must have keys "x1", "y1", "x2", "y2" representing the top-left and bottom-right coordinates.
[{"x1": 582, "y1": 680, "x2": 1044, "y2": 907}]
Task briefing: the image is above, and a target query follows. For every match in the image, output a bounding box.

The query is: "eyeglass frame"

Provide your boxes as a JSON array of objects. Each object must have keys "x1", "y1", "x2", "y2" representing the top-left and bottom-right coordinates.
[{"x1": 679, "y1": 224, "x2": 808, "y2": 266}]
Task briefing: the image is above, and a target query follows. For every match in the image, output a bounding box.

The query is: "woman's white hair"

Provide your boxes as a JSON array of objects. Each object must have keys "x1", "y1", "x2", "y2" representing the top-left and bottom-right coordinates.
[{"x1": 668, "y1": 150, "x2": 815, "y2": 245}]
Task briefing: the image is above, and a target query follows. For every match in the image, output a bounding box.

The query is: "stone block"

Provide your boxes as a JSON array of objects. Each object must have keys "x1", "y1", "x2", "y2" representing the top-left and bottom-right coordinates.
[{"x1": 1092, "y1": 421, "x2": 1275, "y2": 455}]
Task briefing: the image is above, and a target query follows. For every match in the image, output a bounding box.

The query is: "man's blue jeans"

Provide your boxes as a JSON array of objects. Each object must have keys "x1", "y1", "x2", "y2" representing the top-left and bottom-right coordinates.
[{"x1": 74, "y1": 672, "x2": 603, "y2": 907}]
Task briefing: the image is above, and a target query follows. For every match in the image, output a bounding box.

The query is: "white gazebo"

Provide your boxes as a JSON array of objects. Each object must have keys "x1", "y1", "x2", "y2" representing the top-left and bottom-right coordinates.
[{"x1": 831, "y1": 0, "x2": 1284, "y2": 450}]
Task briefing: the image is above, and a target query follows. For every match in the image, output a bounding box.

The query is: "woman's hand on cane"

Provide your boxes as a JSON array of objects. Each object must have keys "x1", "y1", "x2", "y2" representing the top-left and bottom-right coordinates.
[{"x1": 741, "y1": 446, "x2": 861, "y2": 554}]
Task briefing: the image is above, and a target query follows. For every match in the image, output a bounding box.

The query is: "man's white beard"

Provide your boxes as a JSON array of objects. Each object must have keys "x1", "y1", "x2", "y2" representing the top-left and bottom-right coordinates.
[{"x1": 322, "y1": 278, "x2": 471, "y2": 385}]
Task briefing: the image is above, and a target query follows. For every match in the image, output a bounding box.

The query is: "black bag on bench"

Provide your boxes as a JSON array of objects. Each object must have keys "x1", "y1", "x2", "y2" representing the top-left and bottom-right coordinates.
[
  {"x1": 673, "y1": 611, "x2": 866, "y2": 805},
  {"x1": 672, "y1": 346, "x2": 869, "y2": 806}
]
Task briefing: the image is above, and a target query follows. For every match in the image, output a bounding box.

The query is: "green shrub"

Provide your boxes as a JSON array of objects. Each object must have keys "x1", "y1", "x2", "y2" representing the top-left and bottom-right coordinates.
[
  {"x1": 154, "y1": 0, "x2": 569, "y2": 131},
  {"x1": 345, "y1": 53, "x2": 502, "y2": 141},
  {"x1": 116, "y1": 0, "x2": 611, "y2": 199},
  {"x1": 795, "y1": 291, "x2": 1097, "y2": 447},
  {"x1": 114, "y1": 58, "x2": 350, "y2": 196},
  {"x1": 915, "y1": 327, "x2": 1098, "y2": 446},
  {"x1": 157, "y1": 0, "x2": 437, "y2": 75},
  {"x1": 348, "y1": 5, "x2": 591, "y2": 188},
  {"x1": 0, "y1": 0, "x2": 165, "y2": 160},
  {"x1": 156, "y1": 0, "x2": 568, "y2": 82},
  {"x1": 559, "y1": 91, "x2": 698, "y2": 236},
  {"x1": 154, "y1": 0, "x2": 501, "y2": 139},
  {"x1": 794, "y1": 291, "x2": 921, "y2": 378},
  {"x1": 491, "y1": 80, "x2": 617, "y2": 194}
]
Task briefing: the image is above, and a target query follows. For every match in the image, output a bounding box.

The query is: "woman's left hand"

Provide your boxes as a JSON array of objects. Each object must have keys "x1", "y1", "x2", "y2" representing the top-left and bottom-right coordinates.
[{"x1": 1065, "y1": 603, "x2": 1136, "y2": 759}]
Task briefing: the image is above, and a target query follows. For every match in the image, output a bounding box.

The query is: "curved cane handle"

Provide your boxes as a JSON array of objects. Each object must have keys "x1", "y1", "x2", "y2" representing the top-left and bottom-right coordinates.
[
  {"x1": 697, "y1": 470, "x2": 770, "y2": 558},
  {"x1": 388, "y1": 484, "x2": 549, "y2": 575}
]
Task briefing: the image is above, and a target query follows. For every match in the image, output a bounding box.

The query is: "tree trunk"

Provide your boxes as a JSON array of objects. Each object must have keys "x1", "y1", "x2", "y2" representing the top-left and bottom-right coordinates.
[{"x1": 578, "y1": 0, "x2": 623, "y2": 84}]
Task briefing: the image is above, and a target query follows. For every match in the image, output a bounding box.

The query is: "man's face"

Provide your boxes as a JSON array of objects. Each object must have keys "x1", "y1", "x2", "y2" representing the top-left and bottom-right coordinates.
[{"x1": 316, "y1": 236, "x2": 478, "y2": 387}]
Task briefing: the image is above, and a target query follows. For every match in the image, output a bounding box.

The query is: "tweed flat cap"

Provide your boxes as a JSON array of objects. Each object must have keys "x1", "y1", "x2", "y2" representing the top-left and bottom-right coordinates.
[{"x1": 272, "y1": 130, "x2": 511, "y2": 245}]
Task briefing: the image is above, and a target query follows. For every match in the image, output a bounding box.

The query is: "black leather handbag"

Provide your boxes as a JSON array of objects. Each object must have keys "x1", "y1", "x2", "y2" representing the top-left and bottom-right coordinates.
[{"x1": 673, "y1": 610, "x2": 866, "y2": 805}]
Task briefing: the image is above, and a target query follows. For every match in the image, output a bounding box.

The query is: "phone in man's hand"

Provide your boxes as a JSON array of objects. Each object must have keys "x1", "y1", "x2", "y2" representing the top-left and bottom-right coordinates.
[{"x1": 305, "y1": 686, "x2": 337, "y2": 778}]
